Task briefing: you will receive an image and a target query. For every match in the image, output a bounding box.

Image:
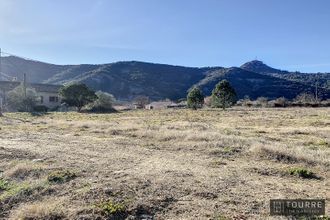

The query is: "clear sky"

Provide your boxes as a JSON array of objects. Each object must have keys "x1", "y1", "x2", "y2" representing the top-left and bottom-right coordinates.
[{"x1": 1, "y1": 0, "x2": 330, "y2": 72}]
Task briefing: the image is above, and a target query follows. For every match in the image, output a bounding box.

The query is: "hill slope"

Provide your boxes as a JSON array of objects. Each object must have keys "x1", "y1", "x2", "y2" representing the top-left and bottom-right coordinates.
[
  {"x1": 60, "y1": 61, "x2": 209, "y2": 100},
  {"x1": 241, "y1": 60, "x2": 330, "y2": 90},
  {"x1": 1, "y1": 56, "x2": 329, "y2": 100},
  {"x1": 194, "y1": 67, "x2": 330, "y2": 99},
  {"x1": 0, "y1": 56, "x2": 71, "y2": 82}
]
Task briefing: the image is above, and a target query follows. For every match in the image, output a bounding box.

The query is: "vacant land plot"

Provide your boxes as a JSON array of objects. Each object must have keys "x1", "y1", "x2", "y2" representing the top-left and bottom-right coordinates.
[{"x1": 0, "y1": 108, "x2": 329, "y2": 219}]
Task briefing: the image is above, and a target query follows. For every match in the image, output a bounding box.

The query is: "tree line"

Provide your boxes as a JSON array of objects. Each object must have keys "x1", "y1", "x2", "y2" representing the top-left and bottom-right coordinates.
[
  {"x1": 186, "y1": 79, "x2": 330, "y2": 109},
  {"x1": 187, "y1": 80, "x2": 237, "y2": 110},
  {"x1": 1, "y1": 79, "x2": 328, "y2": 115}
]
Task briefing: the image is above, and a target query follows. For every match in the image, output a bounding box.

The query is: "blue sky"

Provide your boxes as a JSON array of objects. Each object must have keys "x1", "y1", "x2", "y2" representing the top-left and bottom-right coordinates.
[{"x1": 1, "y1": 0, "x2": 330, "y2": 72}]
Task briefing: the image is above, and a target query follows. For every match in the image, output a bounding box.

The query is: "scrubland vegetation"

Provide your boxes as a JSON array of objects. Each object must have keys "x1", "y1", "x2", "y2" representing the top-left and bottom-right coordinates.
[{"x1": 0, "y1": 107, "x2": 329, "y2": 219}]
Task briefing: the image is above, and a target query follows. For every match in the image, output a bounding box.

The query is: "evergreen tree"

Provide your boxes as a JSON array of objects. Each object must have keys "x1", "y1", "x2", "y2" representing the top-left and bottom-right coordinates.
[
  {"x1": 60, "y1": 84, "x2": 97, "y2": 112},
  {"x1": 187, "y1": 87, "x2": 204, "y2": 110},
  {"x1": 211, "y1": 80, "x2": 237, "y2": 109}
]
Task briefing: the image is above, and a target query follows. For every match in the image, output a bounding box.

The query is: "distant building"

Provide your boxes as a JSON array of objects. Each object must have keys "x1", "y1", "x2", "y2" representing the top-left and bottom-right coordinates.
[
  {"x1": 132, "y1": 102, "x2": 144, "y2": 109},
  {"x1": 0, "y1": 81, "x2": 62, "y2": 110},
  {"x1": 32, "y1": 83, "x2": 63, "y2": 109},
  {"x1": 145, "y1": 101, "x2": 186, "y2": 110}
]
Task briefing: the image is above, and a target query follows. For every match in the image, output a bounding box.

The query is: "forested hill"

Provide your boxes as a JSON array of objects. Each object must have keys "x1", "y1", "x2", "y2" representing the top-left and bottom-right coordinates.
[{"x1": 1, "y1": 56, "x2": 329, "y2": 100}]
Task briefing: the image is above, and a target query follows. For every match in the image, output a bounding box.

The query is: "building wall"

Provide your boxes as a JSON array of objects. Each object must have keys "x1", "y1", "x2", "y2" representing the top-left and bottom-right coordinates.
[
  {"x1": 37, "y1": 91, "x2": 61, "y2": 109},
  {"x1": 0, "y1": 82, "x2": 61, "y2": 110}
]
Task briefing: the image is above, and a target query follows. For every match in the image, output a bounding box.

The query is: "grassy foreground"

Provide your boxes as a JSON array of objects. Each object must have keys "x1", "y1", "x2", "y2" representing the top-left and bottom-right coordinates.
[{"x1": 0, "y1": 107, "x2": 329, "y2": 219}]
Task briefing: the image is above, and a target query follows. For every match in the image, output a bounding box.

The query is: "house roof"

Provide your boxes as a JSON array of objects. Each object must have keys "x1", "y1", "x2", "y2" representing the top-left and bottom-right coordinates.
[
  {"x1": 0, "y1": 81, "x2": 62, "y2": 93},
  {"x1": 30, "y1": 83, "x2": 62, "y2": 93}
]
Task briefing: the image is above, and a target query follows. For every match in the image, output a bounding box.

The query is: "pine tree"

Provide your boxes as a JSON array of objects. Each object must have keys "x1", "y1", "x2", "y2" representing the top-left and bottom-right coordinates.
[
  {"x1": 211, "y1": 80, "x2": 237, "y2": 109},
  {"x1": 187, "y1": 87, "x2": 204, "y2": 110}
]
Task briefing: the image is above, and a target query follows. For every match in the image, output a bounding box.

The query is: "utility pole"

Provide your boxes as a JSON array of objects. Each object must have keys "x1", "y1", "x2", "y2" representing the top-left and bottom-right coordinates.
[
  {"x1": 0, "y1": 48, "x2": 2, "y2": 76},
  {"x1": 314, "y1": 73, "x2": 320, "y2": 103},
  {"x1": 315, "y1": 81, "x2": 318, "y2": 103},
  {"x1": 22, "y1": 73, "x2": 27, "y2": 111},
  {"x1": 23, "y1": 73, "x2": 27, "y2": 98},
  {"x1": 0, "y1": 48, "x2": 3, "y2": 116}
]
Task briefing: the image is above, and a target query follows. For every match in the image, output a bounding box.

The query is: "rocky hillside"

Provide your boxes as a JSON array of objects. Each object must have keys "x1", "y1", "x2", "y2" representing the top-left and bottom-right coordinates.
[
  {"x1": 1, "y1": 56, "x2": 329, "y2": 100},
  {"x1": 241, "y1": 60, "x2": 330, "y2": 90}
]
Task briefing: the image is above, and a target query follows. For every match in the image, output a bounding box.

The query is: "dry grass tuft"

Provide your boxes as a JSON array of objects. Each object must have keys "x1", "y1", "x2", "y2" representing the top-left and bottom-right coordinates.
[
  {"x1": 252, "y1": 144, "x2": 300, "y2": 163},
  {"x1": 251, "y1": 143, "x2": 329, "y2": 167},
  {"x1": 9, "y1": 199, "x2": 66, "y2": 220},
  {"x1": 3, "y1": 162, "x2": 45, "y2": 181}
]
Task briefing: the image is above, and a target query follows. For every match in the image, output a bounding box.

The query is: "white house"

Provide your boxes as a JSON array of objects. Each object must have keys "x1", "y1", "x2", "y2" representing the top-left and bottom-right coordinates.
[
  {"x1": 32, "y1": 83, "x2": 62, "y2": 109},
  {"x1": 0, "y1": 81, "x2": 62, "y2": 110}
]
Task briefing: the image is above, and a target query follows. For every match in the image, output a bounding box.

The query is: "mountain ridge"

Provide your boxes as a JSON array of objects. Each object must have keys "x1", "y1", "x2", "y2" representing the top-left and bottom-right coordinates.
[{"x1": 1, "y1": 56, "x2": 329, "y2": 100}]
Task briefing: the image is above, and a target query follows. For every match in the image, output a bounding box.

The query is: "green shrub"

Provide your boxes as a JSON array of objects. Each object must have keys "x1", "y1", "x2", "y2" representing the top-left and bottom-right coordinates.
[
  {"x1": 47, "y1": 170, "x2": 77, "y2": 183},
  {"x1": 318, "y1": 140, "x2": 329, "y2": 147},
  {"x1": 214, "y1": 214, "x2": 230, "y2": 220},
  {"x1": 0, "y1": 182, "x2": 33, "y2": 201},
  {"x1": 97, "y1": 200, "x2": 126, "y2": 216},
  {"x1": 85, "y1": 91, "x2": 117, "y2": 113},
  {"x1": 288, "y1": 167, "x2": 314, "y2": 178},
  {"x1": 0, "y1": 178, "x2": 10, "y2": 191}
]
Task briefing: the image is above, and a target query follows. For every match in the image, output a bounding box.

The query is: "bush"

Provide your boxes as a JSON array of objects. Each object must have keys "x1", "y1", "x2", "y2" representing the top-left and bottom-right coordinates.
[
  {"x1": 96, "y1": 200, "x2": 126, "y2": 217},
  {"x1": 240, "y1": 96, "x2": 253, "y2": 107},
  {"x1": 295, "y1": 93, "x2": 317, "y2": 105},
  {"x1": 49, "y1": 105, "x2": 60, "y2": 112},
  {"x1": 256, "y1": 97, "x2": 268, "y2": 107},
  {"x1": 0, "y1": 178, "x2": 10, "y2": 191},
  {"x1": 133, "y1": 95, "x2": 150, "y2": 108},
  {"x1": 7, "y1": 85, "x2": 39, "y2": 112},
  {"x1": 47, "y1": 170, "x2": 77, "y2": 184},
  {"x1": 274, "y1": 97, "x2": 288, "y2": 107},
  {"x1": 288, "y1": 167, "x2": 315, "y2": 178},
  {"x1": 321, "y1": 99, "x2": 330, "y2": 107},
  {"x1": 33, "y1": 105, "x2": 49, "y2": 112},
  {"x1": 89, "y1": 91, "x2": 116, "y2": 113}
]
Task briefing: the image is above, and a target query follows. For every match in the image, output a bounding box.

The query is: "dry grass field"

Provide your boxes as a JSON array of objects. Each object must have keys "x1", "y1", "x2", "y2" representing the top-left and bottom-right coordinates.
[{"x1": 0, "y1": 107, "x2": 329, "y2": 219}]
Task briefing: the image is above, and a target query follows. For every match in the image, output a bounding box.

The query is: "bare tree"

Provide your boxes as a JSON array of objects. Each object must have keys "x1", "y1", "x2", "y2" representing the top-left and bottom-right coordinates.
[
  {"x1": 7, "y1": 85, "x2": 39, "y2": 112},
  {"x1": 256, "y1": 97, "x2": 268, "y2": 107},
  {"x1": 295, "y1": 92, "x2": 316, "y2": 104},
  {"x1": 133, "y1": 95, "x2": 150, "y2": 108}
]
